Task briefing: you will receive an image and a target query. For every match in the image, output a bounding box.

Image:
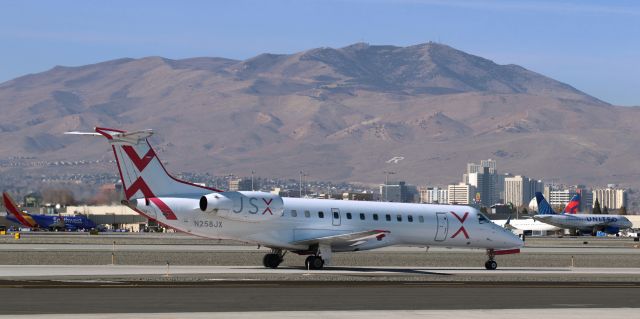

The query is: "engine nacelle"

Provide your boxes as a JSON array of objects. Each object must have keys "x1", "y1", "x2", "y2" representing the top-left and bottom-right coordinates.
[{"x1": 199, "y1": 191, "x2": 284, "y2": 222}]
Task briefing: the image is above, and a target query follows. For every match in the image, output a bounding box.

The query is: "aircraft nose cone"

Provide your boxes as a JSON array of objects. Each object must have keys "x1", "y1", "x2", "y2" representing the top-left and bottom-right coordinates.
[
  {"x1": 504, "y1": 230, "x2": 524, "y2": 248},
  {"x1": 512, "y1": 234, "x2": 524, "y2": 248}
]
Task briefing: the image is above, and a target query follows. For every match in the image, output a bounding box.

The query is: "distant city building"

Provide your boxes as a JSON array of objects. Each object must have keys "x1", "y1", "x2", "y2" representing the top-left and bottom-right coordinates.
[
  {"x1": 342, "y1": 192, "x2": 374, "y2": 201},
  {"x1": 380, "y1": 181, "x2": 416, "y2": 203},
  {"x1": 447, "y1": 183, "x2": 475, "y2": 205},
  {"x1": 592, "y1": 187, "x2": 627, "y2": 210},
  {"x1": 23, "y1": 193, "x2": 42, "y2": 208},
  {"x1": 419, "y1": 186, "x2": 448, "y2": 204},
  {"x1": 543, "y1": 186, "x2": 593, "y2": 212},
  {"x1": 504, "y1": 175, "x2": 543, "y2": 207},
  {"x1": 464, "y1": 160, "x2": 498, "y2": 206},
  {"x1": 229, "y1": 178, "x2": 253, "y2": 191}
]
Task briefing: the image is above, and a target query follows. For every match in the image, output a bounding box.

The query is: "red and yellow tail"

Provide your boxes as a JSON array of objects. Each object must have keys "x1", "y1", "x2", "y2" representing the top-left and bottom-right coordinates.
[{"x1": 2, "y1": 192, "x2": 38, "y2": 228}]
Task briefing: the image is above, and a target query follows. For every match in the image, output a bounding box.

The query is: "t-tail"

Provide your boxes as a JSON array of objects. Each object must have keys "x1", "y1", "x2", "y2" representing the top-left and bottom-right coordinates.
[
  {"x1": 535, "y1": 192, "x2": 557, "y2": 215},
  {"x1": 2, "y1": 192, "x2": 38, "y2": 228},
  {"x1": 562, "y1": 193, "x2": 580, "y2": 214},
  {"x1": 66, "y1": 127, "x2": 222, "y2": 220}
]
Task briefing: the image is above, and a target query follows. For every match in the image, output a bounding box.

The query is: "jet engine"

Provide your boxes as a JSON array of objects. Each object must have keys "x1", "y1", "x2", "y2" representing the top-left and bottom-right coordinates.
[
  {"x1": 602, "y1": 226, "x2": 620, "y2": 235},
  {"x1": 199, "y1": 191, "x2": 284, "y2": 222}
]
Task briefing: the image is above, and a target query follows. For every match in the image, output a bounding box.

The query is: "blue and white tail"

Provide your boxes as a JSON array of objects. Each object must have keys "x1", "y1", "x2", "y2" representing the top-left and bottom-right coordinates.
[
  {"x1": 535, "y1": 192, "x2": 557, "y2": 215},
  {"x1": 68, "y1": 127, "x2": 220, "y2": 201}
]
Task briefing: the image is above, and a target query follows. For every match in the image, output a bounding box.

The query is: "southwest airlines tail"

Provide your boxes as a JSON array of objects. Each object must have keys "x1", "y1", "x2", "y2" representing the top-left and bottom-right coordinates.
[
  {"x1": 562, "y1": 193, "x2": 580, "y2": 214},
  {"x1": 2, "y1": 192, "x2": 38, "y2": 228},
  {"x1": 535, "y1": 192, "x2": 557, "y2": 215},
  {"x1": 67, "y1": 127, "x2": 221, "y2": 202}
]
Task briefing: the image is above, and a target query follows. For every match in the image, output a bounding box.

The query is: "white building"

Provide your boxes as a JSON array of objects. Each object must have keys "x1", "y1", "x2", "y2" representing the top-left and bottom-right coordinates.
[
  {"x1": 447, "y1": 183, "x2": 476, "y2": 205},
  {"x1": 592, "y1": 187, "x2": 627, "y2": 210},
  {"x1": 504, "y1": 175, "x2": 543, "y2": 207},
  {"x1": 419, "y1": 187, "x2": 448, "y2": 204}
]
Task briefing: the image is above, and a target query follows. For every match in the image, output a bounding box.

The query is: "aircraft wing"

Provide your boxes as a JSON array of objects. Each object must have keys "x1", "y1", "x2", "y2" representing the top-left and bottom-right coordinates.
[{"x1": 291, "y1": 229, "x2": 390, "y2": 246}]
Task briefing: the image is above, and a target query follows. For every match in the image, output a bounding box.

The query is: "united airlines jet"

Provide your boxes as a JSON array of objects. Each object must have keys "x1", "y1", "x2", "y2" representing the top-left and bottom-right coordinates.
[
  {"x1": 66, "y1": 127, "x2": 522, "y2": 270},
  {"x1": 533, "y1": 192, "x2": 632, "y2": 236}
]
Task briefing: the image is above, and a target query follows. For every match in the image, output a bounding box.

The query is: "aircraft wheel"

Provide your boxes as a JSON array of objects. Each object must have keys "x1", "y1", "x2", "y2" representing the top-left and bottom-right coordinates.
[
  {"x1": 305, "y1": 256, "x2": 324, "y2": 270},
  {"x1": 263, "y1": 253, "x2": 282, "y2": 269},
  {"x1": 485, "y1": 260, "x2": 497, "y2": 270}
]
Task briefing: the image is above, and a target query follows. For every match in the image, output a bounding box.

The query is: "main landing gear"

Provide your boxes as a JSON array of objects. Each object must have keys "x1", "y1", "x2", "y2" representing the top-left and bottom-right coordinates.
[
  {"x1": 263, "y1": 249, "x2": 286, "y2": 269},
  {"x1": 485, "y1": 249, "x2": 498, "y2": 270},
  {"x1": 304, "y1": 255, "x2": 325, "y2": 270}
]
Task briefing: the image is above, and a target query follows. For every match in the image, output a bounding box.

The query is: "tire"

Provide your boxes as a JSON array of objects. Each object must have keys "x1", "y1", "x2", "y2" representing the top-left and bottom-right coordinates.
[
  {"x1": 305, "y1": 256, "x2": 314, "y2": 269},
  {"x1": 311, "y1": 256, "x2": 324, "y2": 270},
  {"x1": 305, "y1": 256, "x2": 324, "y2": 270},
  {"x1": 485, "y1": 260, "x2": 497, "y2": 270},
  {"x1": 263, "y1": 254, "x2": 281, "y2": 269}
]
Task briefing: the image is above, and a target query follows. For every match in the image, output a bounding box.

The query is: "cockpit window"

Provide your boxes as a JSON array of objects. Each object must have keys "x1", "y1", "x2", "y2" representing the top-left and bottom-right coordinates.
[{"x1": 478, "y1": 212, "x2": 490, "y2": 224}]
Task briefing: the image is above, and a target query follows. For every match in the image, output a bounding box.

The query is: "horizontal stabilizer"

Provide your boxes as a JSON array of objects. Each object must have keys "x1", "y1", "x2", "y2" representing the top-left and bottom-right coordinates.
[{"x1": 65, "y1": 128, "x2": 154, "y2": 145}]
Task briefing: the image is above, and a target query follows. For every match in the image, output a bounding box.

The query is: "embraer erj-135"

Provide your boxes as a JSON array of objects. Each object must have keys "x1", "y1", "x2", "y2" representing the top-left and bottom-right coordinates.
[
  {"x1": 2, "y1": 192, "x2": 97, "y2": 231},
  {"x1": 66, "y1": 127, "x2": 522, "y2": 270},
  {"x1": 533, "y1": 192, "x2": 632, "y2": 236}
]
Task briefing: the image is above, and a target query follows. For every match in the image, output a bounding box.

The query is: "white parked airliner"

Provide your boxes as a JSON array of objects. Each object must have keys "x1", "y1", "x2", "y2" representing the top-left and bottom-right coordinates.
[{"x1": 66, "y1": 127, "x2": 523, "y2": 270}]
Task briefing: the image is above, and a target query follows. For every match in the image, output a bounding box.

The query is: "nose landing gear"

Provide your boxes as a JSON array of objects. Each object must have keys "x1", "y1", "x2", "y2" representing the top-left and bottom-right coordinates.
[{"x1": 485, "y1": 249, "x2": 498, "y2": 270}]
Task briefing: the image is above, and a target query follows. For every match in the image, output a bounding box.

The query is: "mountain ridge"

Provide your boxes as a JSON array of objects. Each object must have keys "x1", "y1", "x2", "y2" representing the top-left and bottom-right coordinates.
[{"x1": 0, "y1": 42, "x2": 637, "y2": 192}]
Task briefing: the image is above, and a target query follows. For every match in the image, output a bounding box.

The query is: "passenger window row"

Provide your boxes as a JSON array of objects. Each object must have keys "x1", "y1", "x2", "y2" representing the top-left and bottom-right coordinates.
[{"x1": 287, "y1": 210, "x2": 425, "y2": 223}]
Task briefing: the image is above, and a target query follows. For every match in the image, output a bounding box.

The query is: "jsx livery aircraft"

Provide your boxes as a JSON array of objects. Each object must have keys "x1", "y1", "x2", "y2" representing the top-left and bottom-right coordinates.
[
  {"x1": 533, "y1": 192, "x2": 632, "y2": 236},
  {"x1": 2, "y1": 192, "x2": 96, "y2": 231},
  {"x1": 66, "y1": 127, "x2": 522, "y2": 270}
]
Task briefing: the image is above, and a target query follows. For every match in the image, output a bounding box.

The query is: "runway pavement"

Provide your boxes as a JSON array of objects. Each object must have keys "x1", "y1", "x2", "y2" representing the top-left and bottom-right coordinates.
[
  {"x1": 1, "y1": 234, "x2": 640, "y2": 317},
  {"x1": 0, "y1": 281, "x2": 638, "y2": 315},
  {"x1": 3, "y1": 264, "x2": 640, "y2": 278},
  {"x1": 1, "y1": 309, "x2": 638, "y2": 319}
]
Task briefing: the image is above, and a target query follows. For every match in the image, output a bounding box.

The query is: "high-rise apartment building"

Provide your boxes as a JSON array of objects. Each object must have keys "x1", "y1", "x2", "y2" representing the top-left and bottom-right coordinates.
[
  {"x1": 504, "y1": 175, "x2": 543, "y2": 207},
  {"x1": 447, "y1": 183, "x2": 476, "y2": 205},
  {"x1": 465, "y1": 160, "x2": 498, "y2": 206}
]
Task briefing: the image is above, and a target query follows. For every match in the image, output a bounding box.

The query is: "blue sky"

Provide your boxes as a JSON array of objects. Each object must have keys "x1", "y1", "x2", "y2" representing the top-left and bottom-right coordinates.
[{"x1": 1, "y1": 0, "x2": 638, "y2": 105}]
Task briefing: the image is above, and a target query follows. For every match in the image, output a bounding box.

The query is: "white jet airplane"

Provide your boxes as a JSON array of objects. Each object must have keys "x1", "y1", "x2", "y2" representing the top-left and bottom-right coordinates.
[
  {"x1": 492, "y1": 216, "x2": 560, "y2": 233},
  {"x1": 533, "y1": 192, "x2": 633, "y2": 236},
  {"x1": 66, "y1": 127, "x2": 523, "y2": 270}
]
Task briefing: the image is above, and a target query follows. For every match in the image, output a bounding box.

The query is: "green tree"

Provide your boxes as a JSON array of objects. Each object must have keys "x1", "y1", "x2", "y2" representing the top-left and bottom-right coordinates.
[
  {"x1": 603, "y1": 206, "x2": 609, "y2": 214},
  {"x1": 592, "y1": 198, "x2": 602, "y2": 214}
]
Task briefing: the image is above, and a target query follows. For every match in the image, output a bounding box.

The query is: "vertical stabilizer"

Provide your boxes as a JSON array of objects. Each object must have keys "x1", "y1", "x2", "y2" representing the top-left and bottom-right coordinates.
[
  {"x1": 562, "y1": 193, "x2": 581, "y2": 214},
  {"x1": 93, "y1": 127, "x2": 221, "y2": 200},
  {"x1": 2, "y1": 192, "x2": 38, "y2": 228},
  {"x1": 535, "y1": 192, "x2": 557, "y2": 215}
]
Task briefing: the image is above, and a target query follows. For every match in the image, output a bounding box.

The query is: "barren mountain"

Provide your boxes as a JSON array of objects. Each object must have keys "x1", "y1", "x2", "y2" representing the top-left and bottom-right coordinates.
[{"x1": 1, "y1": 42, "x2": 639, "y2": 190}]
